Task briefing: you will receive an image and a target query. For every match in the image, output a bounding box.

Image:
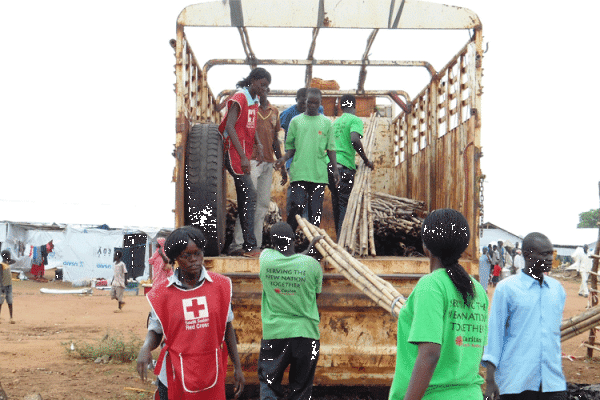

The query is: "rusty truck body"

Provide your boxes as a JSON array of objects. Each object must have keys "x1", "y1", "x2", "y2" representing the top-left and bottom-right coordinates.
[{"x1": 171, "y1": 0, "x2": 484, "y2": 386}]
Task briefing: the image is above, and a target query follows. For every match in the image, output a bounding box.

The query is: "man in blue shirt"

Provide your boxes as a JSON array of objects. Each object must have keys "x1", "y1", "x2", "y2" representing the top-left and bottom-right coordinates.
[{"x1": 483, "y1": 232, "x2": 567, "y2": 400}]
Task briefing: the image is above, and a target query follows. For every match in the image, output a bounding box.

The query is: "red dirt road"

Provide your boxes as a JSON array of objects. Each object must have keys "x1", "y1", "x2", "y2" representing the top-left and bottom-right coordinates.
[{"x1": 0, "y1": 273, "x2": 598, "y2": 399}]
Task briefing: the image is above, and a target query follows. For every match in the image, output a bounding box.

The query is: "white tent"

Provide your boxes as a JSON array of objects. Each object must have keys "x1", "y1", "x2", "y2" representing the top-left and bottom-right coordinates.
[{"x1": 1, "y1": 221, "x2": 170, "y2": 283}]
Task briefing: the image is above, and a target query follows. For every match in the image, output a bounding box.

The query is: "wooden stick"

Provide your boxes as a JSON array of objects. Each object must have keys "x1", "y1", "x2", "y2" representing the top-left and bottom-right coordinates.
[
  {"x1": 296, "y1": 216, "x2": 405, "y2": 316},
  {"x1": 562, "y1": 312, "x2": 600, "y2": 342},
  {"x1": 561, "y1": 306, "x2": 600, "y2": 332}
]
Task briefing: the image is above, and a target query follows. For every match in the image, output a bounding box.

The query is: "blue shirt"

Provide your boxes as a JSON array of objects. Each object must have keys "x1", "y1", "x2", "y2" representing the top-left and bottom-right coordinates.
[
  {"x1": 482, "y1": 272, "x2": 566, "y2": 395},
  {"x1": 279, "y1": 104, "x2": 324, "y2": 169}
]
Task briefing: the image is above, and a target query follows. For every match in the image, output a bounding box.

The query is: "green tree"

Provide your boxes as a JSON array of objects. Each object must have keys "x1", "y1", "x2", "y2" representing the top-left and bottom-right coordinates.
[{"x1": 577, "y1": 208, "x2": 600, "y2": 228}]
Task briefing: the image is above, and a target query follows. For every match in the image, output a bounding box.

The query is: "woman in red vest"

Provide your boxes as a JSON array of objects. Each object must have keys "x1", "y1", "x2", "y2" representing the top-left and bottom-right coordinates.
[
  {"x1": 219, "y1": 67, "x2": 271, "y2": 257},
  {"x1": 137, "y1": 226, "x2": 245, "y2": 399}
]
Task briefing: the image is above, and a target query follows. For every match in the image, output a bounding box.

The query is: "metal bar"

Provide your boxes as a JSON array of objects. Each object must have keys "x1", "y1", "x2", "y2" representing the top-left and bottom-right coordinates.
[
  {"x1": 216, "y1": 89, "x2": 411, "y2": 104},
  {"x1": 305, "y1": 27, "x2": 320, "y2": 87},
  {"x1": 237, "y1": 27, "x2": 257, "y2": 67},
  {"x1": 174, "y1": 23, "x2": 187, "y2": 229},
  {"x1": 358, "y1": 29, "x2": 379, "y2": 93},
  {"x1": 204, "y1": 58, "x2": 436, "y2": 76}
]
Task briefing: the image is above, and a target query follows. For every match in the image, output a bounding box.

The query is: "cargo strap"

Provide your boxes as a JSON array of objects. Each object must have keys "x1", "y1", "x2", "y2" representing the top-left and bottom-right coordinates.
[{"x1": 391, "y1": 295, "x2": 405, "y2": 318}]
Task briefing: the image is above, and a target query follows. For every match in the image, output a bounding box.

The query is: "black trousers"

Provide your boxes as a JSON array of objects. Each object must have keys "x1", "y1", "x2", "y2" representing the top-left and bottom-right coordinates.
[
  {"x1": 287, "y1": 181, "x2": 325, "y2": 234},
  {"x1": 258, "y1": 337, "x2": 320, "y2": 400},
  {"x1": 327, "y1": 163, "x2": 355, "y2": 239},
  {"x1": 500, "y1": 390, "x2": 567, "y2": 400}
]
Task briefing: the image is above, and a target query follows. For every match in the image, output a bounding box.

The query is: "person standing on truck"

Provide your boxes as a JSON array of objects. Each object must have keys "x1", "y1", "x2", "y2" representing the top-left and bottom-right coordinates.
[
  {"x1": 219, "y1": 67, "x2": 271, "y2": 258},
  {"x1": 274, "y1": 88, "x2": 339, "y2": 235},
  {"x1": 483, "y1": 232, "x2": 567, "y2": 400},
  {"x1": 230, "y1": 88, "x2": 287, "y2": 253},
  {"x1": 279, "y1": 87, "x2": 324, "y2": 219},
  {"x1": 110, "y1": 250, "x2": 127, "y2": 312},
  {"x1": 327, "y1": 94, "x2": 374, "y2": 239},
  {"x1": 137, "y1": 226, "x2": 245, "y2": 400},
  {"x1": 258, "y1": 222, "x2": 323, "y2": 400},
  {"x1": 1, "y1": 250, "x2": 16, "y2": 324},
  {"x1": 388, "y1": 209, "x2": 488, "y2": 400}
]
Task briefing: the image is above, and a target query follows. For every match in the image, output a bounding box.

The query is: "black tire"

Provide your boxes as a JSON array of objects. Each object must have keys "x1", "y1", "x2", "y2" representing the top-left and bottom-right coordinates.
[{"x1": 185, "y1": 124, "x2": 226, "y2": 256}]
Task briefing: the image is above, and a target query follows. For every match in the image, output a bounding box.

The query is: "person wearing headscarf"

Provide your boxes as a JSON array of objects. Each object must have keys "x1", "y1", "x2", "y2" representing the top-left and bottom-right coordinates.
[{"x1": 148, "y1": 238, "x2": 172, "y2": 289}]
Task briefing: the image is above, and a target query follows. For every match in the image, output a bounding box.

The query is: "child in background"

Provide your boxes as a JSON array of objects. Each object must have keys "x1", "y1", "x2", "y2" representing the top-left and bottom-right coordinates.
[
  {"x1": 492, "y1": 263, "x2": 501, "y2": 287},
  {"x1": 110, "y1": 250, "x2": 127, "y2": 312},
  {"x1": 1, "y1": 250, "x2": 16, "y2": 324}
]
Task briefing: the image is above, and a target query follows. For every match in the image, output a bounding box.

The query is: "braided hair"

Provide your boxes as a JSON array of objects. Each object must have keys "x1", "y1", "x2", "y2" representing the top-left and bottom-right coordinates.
[
  {"x1": 236, "y1": 67, "x2": 271, "y2": 88},
  {"x1": 421, "y1": 209, "x2": 473, "y2": 306}
]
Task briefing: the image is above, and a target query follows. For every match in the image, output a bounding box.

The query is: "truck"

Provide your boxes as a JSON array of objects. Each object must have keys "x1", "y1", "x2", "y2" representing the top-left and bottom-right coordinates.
[{"x1": 170, "y1": 0, "x2": 484, "y2": 386}]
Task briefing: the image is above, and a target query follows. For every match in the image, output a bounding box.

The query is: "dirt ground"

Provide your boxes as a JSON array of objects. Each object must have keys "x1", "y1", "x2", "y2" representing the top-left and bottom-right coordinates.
[{"x1": 0, "y1": 271, "x2": 599, "y2": 400}]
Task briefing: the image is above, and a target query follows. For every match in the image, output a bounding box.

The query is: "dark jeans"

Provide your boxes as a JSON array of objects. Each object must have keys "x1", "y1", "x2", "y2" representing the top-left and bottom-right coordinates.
[
  {"x1": 226, "y1": 154, "x2": 258, "y2": 251},
  {"x1": 286, "y1": 181, "x2": 309, "y2": 220},
  {"x1": 157, "y1": 378, "x2": 168, "y2": 400},
  {"x1": 287, "y1": 181, "x2": 325, "y2": 234},
  {"x1": 328, "y1": 163, "x2": 355, "y2": 239},
  {"x1": 500, "y1": 391, "x2": 567, "y2": 400},
  {"x1": 258, "y1": 338, "x2": 320, "y2": 400}
]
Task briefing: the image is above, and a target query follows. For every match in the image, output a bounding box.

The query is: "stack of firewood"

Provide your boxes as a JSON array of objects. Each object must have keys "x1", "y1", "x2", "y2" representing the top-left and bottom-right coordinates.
[{"x1": 371, "y1": 192, "x2": 426, "y2": 256}]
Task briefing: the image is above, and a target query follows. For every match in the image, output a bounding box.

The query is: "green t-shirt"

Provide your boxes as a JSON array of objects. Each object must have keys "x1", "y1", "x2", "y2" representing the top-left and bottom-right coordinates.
[
  {"x1": 389, "y1": 268, "x2": 488, "y2": 400},
  {"x1": 285, "y1": 114, "x2": 335, "y2": 184},
  {"x1": 259, "y1": 248, "x2": 323, "y2": 340},
  {"x1": 333, "y1": 112, "x2": 364, "y2": 170}
]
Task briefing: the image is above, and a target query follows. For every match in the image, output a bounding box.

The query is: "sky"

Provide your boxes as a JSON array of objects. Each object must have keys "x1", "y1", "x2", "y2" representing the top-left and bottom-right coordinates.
[{"x1": 1, "y1": 0, "x2": 599, "y2": 246}]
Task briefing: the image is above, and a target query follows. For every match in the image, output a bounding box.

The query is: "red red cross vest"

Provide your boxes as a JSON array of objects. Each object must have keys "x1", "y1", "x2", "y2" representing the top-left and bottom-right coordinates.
[
  {"x1": 218, "y1": 89, "x2": 258, "y2": 175},
  {"x1": 147, "y1": 272, "x2": 232, "y2": 400}
]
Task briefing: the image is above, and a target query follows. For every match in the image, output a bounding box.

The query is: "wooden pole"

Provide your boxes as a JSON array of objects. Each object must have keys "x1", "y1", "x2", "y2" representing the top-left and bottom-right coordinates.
[{"x1": 587, "y1": 181, "x2": 600, "y2": 357}]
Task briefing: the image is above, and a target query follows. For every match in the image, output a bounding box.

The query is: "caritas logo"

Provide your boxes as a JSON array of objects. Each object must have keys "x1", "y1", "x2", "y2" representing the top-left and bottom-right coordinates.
[
  {"x1": 455, "y1": 336, "x2": 463, "y2": 346},
  {"x1": 274, "y1": 288, "x2": 281, "y2": 294}
]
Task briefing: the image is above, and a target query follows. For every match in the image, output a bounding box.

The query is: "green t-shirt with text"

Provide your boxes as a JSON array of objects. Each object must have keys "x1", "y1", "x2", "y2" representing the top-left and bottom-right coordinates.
[
  {"x1": 333, "y1": 112, "x2": 364, "y2": 170},
  {"x1": 259, "y1": 248, "x2": 323, "y2": 340},
  {"x1": 285, "y1": 114, "x2": 335, "y2": 184},
  {"x1": 389, "y1": 268, "x2": 488, "y2": 400}
]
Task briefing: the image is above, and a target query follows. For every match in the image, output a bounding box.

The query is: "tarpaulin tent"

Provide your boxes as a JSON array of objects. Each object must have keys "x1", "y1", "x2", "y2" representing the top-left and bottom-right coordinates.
[{"x1": 0, "y1": 221, "x2": 170, "y2": 283}]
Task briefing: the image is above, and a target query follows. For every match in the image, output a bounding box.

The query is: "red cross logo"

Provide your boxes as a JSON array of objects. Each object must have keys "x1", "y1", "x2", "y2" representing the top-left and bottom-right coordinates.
[{"x1": 183, "y1": 296, "x2": 209, "y2": 320}]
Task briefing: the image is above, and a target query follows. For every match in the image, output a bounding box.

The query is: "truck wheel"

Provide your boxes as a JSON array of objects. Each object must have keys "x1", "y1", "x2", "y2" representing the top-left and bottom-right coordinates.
[{"x1": 185, "y1": 123, "x2": 225, "y2": 256}]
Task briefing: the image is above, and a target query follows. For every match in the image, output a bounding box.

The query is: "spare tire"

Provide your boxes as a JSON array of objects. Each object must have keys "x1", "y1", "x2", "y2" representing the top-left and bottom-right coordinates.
[{"x1": 185, "y1": 123, "x2": 225, "y2": 256}]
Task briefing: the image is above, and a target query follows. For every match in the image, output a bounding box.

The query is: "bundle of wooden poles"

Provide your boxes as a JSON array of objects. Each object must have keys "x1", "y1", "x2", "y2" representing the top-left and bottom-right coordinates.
[
  {"x1": 371, "y1": 193, "x2": 426, "y2": 256},
  {"x1": 337, "y1": 113, "x2": 378, "y2": 256},
  {"x1": 297, "y1": 215, "x2": 406, "y2": 317},
  {"x1": 561, "y1": 305, "x2": 600, "y2": 342}
]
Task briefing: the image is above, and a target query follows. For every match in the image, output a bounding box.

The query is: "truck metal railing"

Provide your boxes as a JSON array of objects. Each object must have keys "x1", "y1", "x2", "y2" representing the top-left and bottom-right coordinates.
[{"x1": 391, "y1": 34, "x2": 483, "y2": 257}]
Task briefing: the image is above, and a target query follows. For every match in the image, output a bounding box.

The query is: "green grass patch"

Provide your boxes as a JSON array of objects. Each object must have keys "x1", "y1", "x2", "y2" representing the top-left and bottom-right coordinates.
[{"x1": 64, "y1": 330, "x2": 143, "y2": 363}]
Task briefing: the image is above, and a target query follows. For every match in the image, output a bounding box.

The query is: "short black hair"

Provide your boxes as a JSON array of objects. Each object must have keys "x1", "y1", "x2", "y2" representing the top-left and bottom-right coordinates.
[
  {"x1": 115, "y1": 250, "x2": 123, "y2": 258},
  {"x1": 340, "y1": 94, "x2": 356, "y2": 109},
  {"x1": 306, "y1": 87, "x2": 322, "y2": 98},
  {"x1": 296, "y1": 87, "x2": 308, "y2": 98},
  {"x1": 270, "y1": 222, "x2": 295, "y2": 249},
  {"x1": 164, "y1": 226, "x2": 206, "y2": 264},
  {"x1": 522, "y1": 232, "x2": 551, "y2": 253}
]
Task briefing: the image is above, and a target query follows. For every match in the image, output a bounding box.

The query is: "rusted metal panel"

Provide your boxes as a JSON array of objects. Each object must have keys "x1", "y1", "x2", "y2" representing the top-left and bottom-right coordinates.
[{"x1": 178, "y1": 0, "x2": 481, "y2": 30}]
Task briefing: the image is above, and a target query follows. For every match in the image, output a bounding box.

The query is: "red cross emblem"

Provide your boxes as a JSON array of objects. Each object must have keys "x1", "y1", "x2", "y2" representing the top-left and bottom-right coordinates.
[{"x1": 183, "y1": 296, "x2": 209, "y2": 320}]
